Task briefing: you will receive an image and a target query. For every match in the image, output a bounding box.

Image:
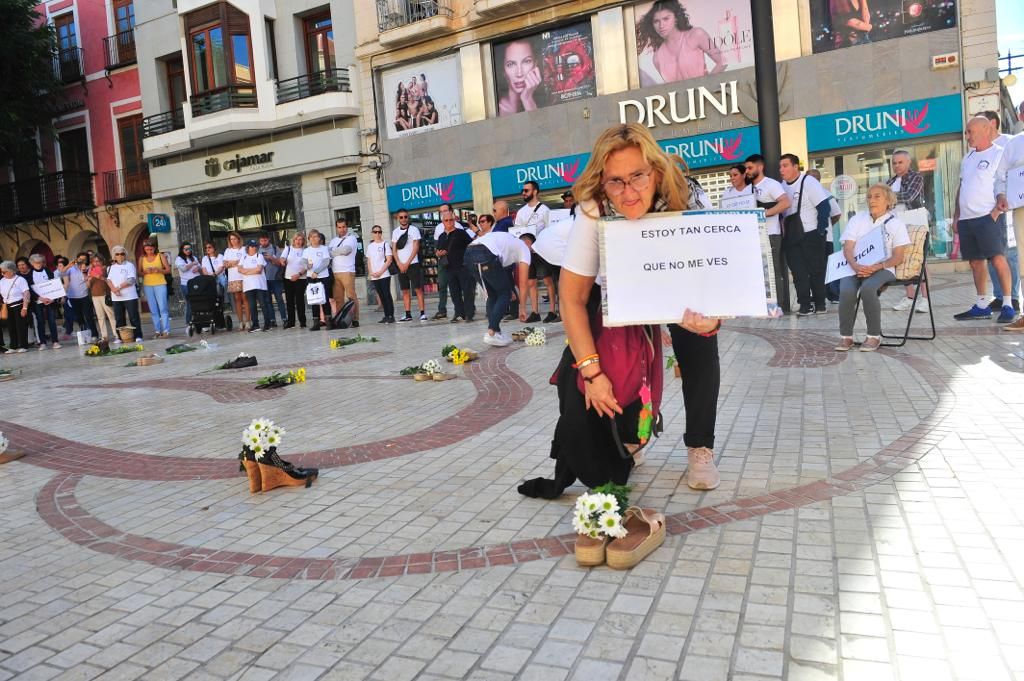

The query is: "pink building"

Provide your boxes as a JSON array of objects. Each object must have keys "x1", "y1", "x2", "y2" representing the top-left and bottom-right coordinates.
[{"x1": 0, "y1": 0, "x2": 153, "y2": 266}]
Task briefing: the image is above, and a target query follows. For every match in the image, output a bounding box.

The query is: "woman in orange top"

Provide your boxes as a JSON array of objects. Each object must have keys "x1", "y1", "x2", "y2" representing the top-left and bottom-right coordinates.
[{"x1": 140, "y1": 239, "x2": 172, "y2": 337}]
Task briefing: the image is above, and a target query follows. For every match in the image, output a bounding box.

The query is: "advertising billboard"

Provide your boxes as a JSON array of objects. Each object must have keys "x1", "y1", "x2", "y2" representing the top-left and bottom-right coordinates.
[{"x1": 382, "y1": 54, "x2": 462, "y2": 139}]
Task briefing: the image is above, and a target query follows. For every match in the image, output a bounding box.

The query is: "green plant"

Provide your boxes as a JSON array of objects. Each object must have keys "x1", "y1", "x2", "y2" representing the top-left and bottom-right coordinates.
[
  {"x1": 399, "y1": 365, "x2": 424, "y2": 376},
  {"x1": 441, "y1": 344, "x2": 458, "y2": 358},
  {"x1": 592, "y1": 482, "x2": 632, "y2": 515},
  {"x1": 665, "y1": 355, "x2": 677, "y2": 370}
]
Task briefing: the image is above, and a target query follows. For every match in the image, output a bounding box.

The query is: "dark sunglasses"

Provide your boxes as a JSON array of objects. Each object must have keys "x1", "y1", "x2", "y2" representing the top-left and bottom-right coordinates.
[{"x1": 372, "y1": 230, "x2": 382, "y2": 234}]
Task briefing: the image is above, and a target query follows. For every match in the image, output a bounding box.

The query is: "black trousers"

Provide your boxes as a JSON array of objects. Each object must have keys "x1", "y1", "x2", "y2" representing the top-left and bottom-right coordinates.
[
  {"x1": 784, "y1": 230, "x2": 827, "y2": 308},
  {"x1": 284, "y1": 278, "x2": 307, "y2": 326},
  {"x1": 68, "y1": 296, "x2": 98, "y2": 337},
  {"x1": 113, "y1": 299, "x2": 142, "y2": 340},
  {"x1": 308, "y1": 278, "x2": 331, "y2": 325},
  {"x1": 4, "y1": 304, "x2": 29, "y2": 349},
  {"x1": 447, "y1": 265, "x2": 476, "y2": 320},
  {"x1": 669, "y1": 325, "x2": 720, "y2": 450},
  {"x1": 372, "y1": 278, "x2": 395, "y2": 319}
]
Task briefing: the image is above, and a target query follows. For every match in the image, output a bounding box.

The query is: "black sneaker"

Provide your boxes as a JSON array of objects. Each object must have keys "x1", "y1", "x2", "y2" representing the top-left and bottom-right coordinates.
[
  {"x1": 248, "y1": 327, "x2": 259, "y2": 333},
  {"x1": 543, "y1": 312, "x2": 559, "y2": 323},
  {"x1": 419, "y1": 312, "x2": 428, "y2": 322},
  {"x1": 378, "y1": 317, "x2": 388, "y2": 324},
  {"x1": 989, "y1": 298, "x2": 1002, "y2": 311},
  {"x1": 797, "y1": 305, "x2": 813, "y2": 316},
  {"x1": 310, "y1": 322, "x2": 321, "y2": 331},
  {"x1": 351, "y1": 320, "x2": 359, "y2": 328},
  {"x1": 525, "y1": 312, "x2": 541, "y2": 323},
  {"x1": 450, "y1": 316, "x2": 464, "y2": 323},
  {"x1": 398, "y1": 313, "x2": 413, "y2": 322},
  {"x1": 385, "y1": 316, "x2": 396, "y2": 324},
  {"x1": 432, "y1": 311, "x2": 447, "y2": 320},
  {"x1": 814, "y1": 303, "x2": 828, "y2": 314},
  {"x1": 502, "y1": 314, "x2": 515, "y2": 321}
]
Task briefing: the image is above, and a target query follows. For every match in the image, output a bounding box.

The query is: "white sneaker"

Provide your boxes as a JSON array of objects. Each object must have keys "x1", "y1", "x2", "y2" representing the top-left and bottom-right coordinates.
[
  {"x1": 892, "y1": 297, "x2": 915, "y2": 312},
  {"x1": 484, "y1": 333, "x2": 511, "y2": 347},
  {"x1": 113, "y1": 338, "x2": 122, "y2": 344},
  {"x1": 686, "y1": 447, "x2": 721, "y2": 490},
  {"x1": 52, "y1": 343, "x2": 62, "y2": 349},
  {"x1": 135, "y1": 338, "x2": 143, "y2": 343},
  {"x1": 915, "y1": 298, "x2": 930, "y2": 313},
  {"x1": 38, "y1": 344, "x2": 47, "y2": 351}
]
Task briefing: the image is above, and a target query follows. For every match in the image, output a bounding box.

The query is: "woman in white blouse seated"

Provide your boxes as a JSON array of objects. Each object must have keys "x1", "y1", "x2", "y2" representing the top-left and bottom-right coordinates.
[
  {"x1": 518, "y1": 123, "x2": 724, "y2": 502},
  {"x1": 835, "y1": 183, "x2": 911, "y2": 353}
]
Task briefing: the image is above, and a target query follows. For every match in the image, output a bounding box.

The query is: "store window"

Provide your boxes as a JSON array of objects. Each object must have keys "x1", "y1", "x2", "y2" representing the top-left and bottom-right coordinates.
[
  {"x1": 810, "y1": 137, "x2": 961, "y2": 259},
  {"x1": 200, "y1": 191, "x2": 297, "y2": 246},
  {"x1": 304, "y1": 11, "x2": 334, "y2": 73}
]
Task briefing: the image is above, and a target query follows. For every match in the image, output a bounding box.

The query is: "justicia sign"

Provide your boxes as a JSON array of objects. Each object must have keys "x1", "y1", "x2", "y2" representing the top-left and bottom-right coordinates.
[
  {"x1": 490, "y1": 153, "x2": 591, "y2": 197},
  {"x1": 386, "y1": 173, "x2": 473, "y2": 211},
  {"x1": 806, "y1": 93, "x2": 962, "y2": 152},
  {"x1": 658, "y1": 126, "x2": 760, "y2": 171}
]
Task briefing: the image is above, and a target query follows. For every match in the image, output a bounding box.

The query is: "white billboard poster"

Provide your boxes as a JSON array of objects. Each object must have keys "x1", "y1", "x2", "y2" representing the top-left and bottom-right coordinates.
[{"x1": 382, "y1": 54, "x2": 462, "y2": 140}]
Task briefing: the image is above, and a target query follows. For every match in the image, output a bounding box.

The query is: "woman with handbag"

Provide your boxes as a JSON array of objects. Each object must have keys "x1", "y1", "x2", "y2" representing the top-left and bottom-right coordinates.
[
  {"x1": 281, "y1": 232, "x2": 309, "y2": 328},
  {"x1": 303, "y1": 229, "x2": 332, "y2": 331},
  {"x1": 88, "y1": 254, "x2": 118, "y2": 342},
  {"x1": 222, "y1": 231, "x2": 250, "y2": 331},
  {"x1": 366, "y1": 225, "x2": 396, "y2": 323},
  {"x1": 1, "y1": 260, "x2": 31, "y2": 352},
  {"x1": 518, "y1": 123, "x2": 723, "y2": 504}
]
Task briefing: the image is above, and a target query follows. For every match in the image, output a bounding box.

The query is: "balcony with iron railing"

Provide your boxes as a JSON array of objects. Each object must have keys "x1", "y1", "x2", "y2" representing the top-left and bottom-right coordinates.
[
  {"x1": 143, "y1": 108, "x2": 186, "y2": 139},
  {"x1": 276, "y1": 68, "x2": 351, "y2": 104},
  {"x1": 190, "y1": 85, "x2": 258, "y2": 117},
  {"x1": 53, "y1": 47, "x2": 84, "y2": 84},
  {"x1": 102, "y1": 168, "x2": 151, "y2": 204},
  {"x1": 376, "y1": 0, "x2": 454, "y2": 45},
  {"x1": 0, "y1": 171, "x2": 94, "y2": 224},
  {"x1": 103, "y1": 29, "x2": 137, "y2": 70}
]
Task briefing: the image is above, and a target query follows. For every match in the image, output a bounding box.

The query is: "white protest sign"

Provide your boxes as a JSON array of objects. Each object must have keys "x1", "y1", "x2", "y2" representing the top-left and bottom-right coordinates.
[
  {"x1": 533, "y1": 209, "x2": 573, "y2": 266},
  {"x1": 31, "y1": 277, "x2": 66, "y2": 300},
  {"x1": 720, "y1": 192, "x2": 757, "y2": 210},
  {"x1": 599, "y1": 210, "x2": 770, "y2": 326},
  {"x1": 1008, "y1": 164, "x2": 1024, "y2": 210},
  {"x1": 824, "y1": 226, "x2": 887, "y2": 284}
]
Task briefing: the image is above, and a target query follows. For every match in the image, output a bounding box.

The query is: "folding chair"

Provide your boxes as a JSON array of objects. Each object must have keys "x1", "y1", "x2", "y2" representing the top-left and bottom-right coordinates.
[{"x1": 854, "y1": 226, "x2": 936, "y2": 347}]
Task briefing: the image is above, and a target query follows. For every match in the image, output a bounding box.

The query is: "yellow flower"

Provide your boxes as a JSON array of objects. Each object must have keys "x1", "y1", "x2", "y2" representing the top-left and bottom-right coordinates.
[
  {"x1": 296, "y1": 367, "x2": 307, "y2": 383},
  {"x1": 330, "y1": 339, "x2": 340, "y2": 349}
]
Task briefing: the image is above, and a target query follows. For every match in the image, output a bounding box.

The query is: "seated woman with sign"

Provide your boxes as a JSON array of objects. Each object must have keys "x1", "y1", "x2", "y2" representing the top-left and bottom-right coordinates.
[
  {"x1": 518, "y1": 123, "x2": 723, "y2": 505},
  {"x1": 835, "y1": 183, "x2": 911, "y2": 352}
]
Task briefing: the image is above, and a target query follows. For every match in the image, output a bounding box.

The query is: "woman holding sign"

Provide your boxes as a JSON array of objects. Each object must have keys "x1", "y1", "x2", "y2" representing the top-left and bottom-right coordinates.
[
  {"x1": 518, "y1": 123, "x2": 723, "y2": 505},
  {"x1": 835, "y1": 183, "x2": 911, "y2": 352}
]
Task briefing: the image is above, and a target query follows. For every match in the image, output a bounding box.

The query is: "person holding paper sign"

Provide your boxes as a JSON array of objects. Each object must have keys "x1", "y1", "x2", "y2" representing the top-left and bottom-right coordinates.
[
  {"x1": 28, "y1": 254, "x2": 62, "y2": 350},
  {"x1": 835, "y1": 184, "x2": 911, "y2": 352},
  {"x1": 518, "y1": 123, "x2": 722, "y2": 500},
  {"x1": 720, "y1": 164, "x2": 755, "y2": 210}
]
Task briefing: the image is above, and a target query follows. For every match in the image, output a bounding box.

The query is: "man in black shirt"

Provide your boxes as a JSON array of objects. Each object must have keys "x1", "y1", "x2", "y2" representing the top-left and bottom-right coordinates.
[{"x1": 436, "y1": 212, "x2": 476, "y2": 322}]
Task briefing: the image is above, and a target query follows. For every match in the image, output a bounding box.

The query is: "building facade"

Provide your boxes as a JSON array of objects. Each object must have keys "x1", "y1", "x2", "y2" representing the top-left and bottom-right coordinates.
[
  {"x1": 0, "y1": 0, "x2": 150, "y2": 266},
  {"x1": 353, "y1": 0, "x2": 1007, "y2": 286},
  {"x1": 136, "y1": 0, "x2": 370, "y2": 276}
]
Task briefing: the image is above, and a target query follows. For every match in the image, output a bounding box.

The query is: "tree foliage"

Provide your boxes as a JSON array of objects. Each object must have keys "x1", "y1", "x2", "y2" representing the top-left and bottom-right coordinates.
[{"x1": 0, "y1": 0, "x2": 65, "y2": 164}]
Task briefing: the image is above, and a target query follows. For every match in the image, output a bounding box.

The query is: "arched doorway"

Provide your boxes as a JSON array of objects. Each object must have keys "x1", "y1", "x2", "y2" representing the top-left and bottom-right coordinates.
[
  {"x1": 19, "y1": 240, "x2": 55, "y2": 269},
  {"x1": 129, "y1": 224, "x2": 151, "y2": 263},
  {"x1": 67, "y1": 230, "x2": 110, "y2": 260}
]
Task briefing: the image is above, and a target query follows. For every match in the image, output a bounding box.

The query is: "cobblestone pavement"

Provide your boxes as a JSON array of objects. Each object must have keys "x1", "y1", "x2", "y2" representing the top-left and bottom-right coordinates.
[{"x1": 2, "y1": 271, "x2": 1023, "y2": 681}]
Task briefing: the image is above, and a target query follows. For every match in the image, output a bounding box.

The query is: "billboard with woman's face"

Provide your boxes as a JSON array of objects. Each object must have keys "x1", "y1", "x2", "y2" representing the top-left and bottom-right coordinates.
[
  {"x1": 634, "y1": 0, "x2": 754, "y2": 88},
  {"x1": 809, "y1": 0, "x2": 957, "y2": 54},
  {"x1": 382, "y1": 54, "x2": 462, "y2": 140},
  {"x1": 493, "y1": 22, "x2": 597, "y2": 118}
]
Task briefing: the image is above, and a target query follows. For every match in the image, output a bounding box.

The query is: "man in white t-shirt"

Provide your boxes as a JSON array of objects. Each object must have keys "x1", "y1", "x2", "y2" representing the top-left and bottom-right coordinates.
[
  {"x1": 328, "y1": 217, "x2": 360, "y2": 327},
  {"x1": 514, "y1": 181, "x2": 558, "y2": 322},
  {"x1": 982, "y1": 112, "x2": 1020, "y2": 316},
  {"x1": 953, "y1": 116, "x2": 1014, "y2": 323},
  {"x1": 392, "y1": 208, "x2": 426, "y2": 322},
  {"x1": 464, "y1": 231, "x2": 531, "y2": 346},
  {"x1": 745, "y1": 154, "x2": 791, "y2": 313},
  {"x1": 780, "y1": 154, "x2": 832, "y2": 316},
  {"x1": 807, "y1": 169, "x2": 843, "y2": 304},
  {"x1": 994, "y1": 101, "x2": 1024, "y2": 331}
]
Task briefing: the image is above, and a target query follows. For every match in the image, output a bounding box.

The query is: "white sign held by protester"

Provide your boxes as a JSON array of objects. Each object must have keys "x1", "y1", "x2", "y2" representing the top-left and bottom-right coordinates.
[
  {"x1": 599, "y1": 210, "x2": 772, "y2": 326},
  {"x1": 824, "y1": 226, "x2": 887, "y2": 284},
  {"x1": 31, "y1": 277, "x2": 66, "y2": 300},
  {"x1": 1007, "y1": 164, "x2": 1024, "y2": 210},
  {"x1": 533, "y1": 209, "x2": 573, "y2": 266},
  {"x1": 719, "y1": 193, "x2": 757, "y2": 210}
]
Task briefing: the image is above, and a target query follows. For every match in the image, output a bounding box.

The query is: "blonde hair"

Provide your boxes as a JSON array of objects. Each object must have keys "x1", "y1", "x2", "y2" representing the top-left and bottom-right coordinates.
[
  {"x1": 868, "y1": 183, "x2": 897, "y2": 211},
  {"x1": 573, "y1": 123, "x2": 690, "y2": 218}
]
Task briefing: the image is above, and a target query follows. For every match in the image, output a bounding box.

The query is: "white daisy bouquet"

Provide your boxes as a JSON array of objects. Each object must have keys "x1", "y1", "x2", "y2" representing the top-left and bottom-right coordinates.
[
  {"x1": 238, "y1": 418, "x2": 285, "y2": 468},
  {"x1": 0, "y1": 432, "x2": 7, "y2": 456},
  {"x1": 525, "y1": 328, "x2": 546, "y2": 346},
  {"x1": 421, "y1": 359, "x2": 443, "y2": 375},
  {"x1": 572, "y1": 483, "x2": 631, "y2": 539}
]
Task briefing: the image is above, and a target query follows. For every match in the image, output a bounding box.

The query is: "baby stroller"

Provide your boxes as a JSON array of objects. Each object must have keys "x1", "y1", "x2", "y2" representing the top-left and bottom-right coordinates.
[{"x1": 186, "y1": 274, "x2": 232, "y2": 336}]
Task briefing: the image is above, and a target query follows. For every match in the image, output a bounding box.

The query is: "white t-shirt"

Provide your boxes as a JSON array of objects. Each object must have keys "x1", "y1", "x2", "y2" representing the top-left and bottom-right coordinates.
[
  {"x1": 303, "y1": 245, "x2": 331, "y2": 279},
  {"x1": 223, "y1": 247, "x2": 245, "y2": 282},
  {"x1": 239, "y1": 253, "x2": 268, "y2": 292},
  {"x1": 281, "y1": 245, "x2": 308, "y2": 279},
  {"x1": 514, "y1": 202, "x2": 551, "y2": 236},
  {"x1": 959, "y1": 145, "x2": 1003, "y2": 219},
  {"x1": 201, "y1": 254, "x2": 224, "y2": 276},
  {"x1": 783, "y1": 173, "x2": 830, "y2": 233},
  {"x1": 329, "y1": 233, "x2": 359, "y2": 273},
  {"x1": 753, "y1": 176, "x2": 788, "y2": 236},
  {"x1": 175, "y1": 256, "x2": 201, "y2": 284},
  {"x1": 470, "y1": 231, "x2": 531, "y2": 267},
  {"x1": 108, "y1": 261, "x2": 139, "y2": 301},
  {"x1": 1, "y1": 275, "x2": 28, "y2": 304},
  {"x1": 392, "y1": 225, "x2": 421, "y2": 265},
  {"x1": 842, "y1": 211, "x2": 911, "y2": 276},
  {"x1": 366, "y1": 240, "x2": 393, "y2": 280},
  {"x1": 890, "y1": 176, "x2": 902, "y2": 193},
  {"x1": 720, "y1": 185, "x2": 757, "y2": 209},
  {"x1": 63, "y1": 266, "x2": 88, "y2": 298}
]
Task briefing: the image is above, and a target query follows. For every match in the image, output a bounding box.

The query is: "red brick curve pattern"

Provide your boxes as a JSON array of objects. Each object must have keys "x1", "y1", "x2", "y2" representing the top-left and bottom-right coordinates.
[
  {"x1": 7, "y1": 347, "x2": 531, "y2": 480},
  {"x1": 30, "y1": 336, "x2": 953, "y2": 581}
]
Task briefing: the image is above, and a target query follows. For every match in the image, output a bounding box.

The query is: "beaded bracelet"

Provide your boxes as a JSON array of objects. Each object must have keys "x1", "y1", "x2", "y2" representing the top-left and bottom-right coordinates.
[
  {"x1": 575, "y1": 357, "x2": 601, "y2": 371},
  {"x1": 571, "y1": 353, "x2": 599, "y2": 369},
  {"x1": 699, "y1": 321, "x2": 722, "y2": 338},
  {"x1": 583, "y1": 370, "x2": 604, "y2": 384}
]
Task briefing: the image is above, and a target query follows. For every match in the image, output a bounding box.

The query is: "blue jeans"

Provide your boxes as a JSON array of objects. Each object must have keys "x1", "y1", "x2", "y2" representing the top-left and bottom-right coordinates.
[
  {"x1": 144, "y1": 284, "x2": 170, "y2": 334},
  {"x1": 267, "y1": 279, "x2": 286, "y2": 324},
  {"x1": 245, "y1": 289, "x2": 272, "y2": 330},
  {"x1": 465, "y1": 248, "x2": 511, "y2": 334},
  {"x1": 32, "y1": 302, "x2": 59, "y2": 345},
  {"x1": 179, "y1": 283, "x2": 192, "y2": 325},
  {"x1": 990, "y1": 245, "x2": 1020, "y2": 301}
]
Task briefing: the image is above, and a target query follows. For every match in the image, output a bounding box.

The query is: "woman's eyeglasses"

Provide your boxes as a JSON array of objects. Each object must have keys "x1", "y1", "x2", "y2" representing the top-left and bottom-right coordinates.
[
  {"x1": 372, "y1": 230, "x2": 382, "y2": 234},
  {"x1": 602, "y1": 169, "x2": 654, "y2": 197}
]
